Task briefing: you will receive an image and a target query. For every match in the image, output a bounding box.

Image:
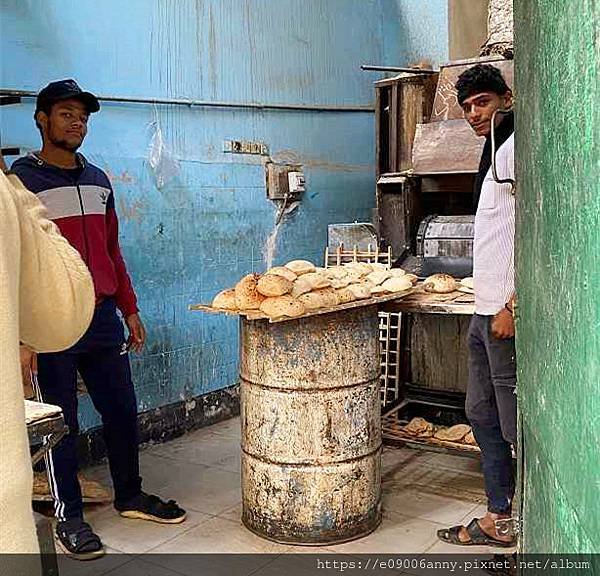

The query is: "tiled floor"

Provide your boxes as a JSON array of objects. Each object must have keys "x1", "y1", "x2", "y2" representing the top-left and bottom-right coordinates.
[{"x1": 53, "y1": 417, "x2": 513, "y2": 574}]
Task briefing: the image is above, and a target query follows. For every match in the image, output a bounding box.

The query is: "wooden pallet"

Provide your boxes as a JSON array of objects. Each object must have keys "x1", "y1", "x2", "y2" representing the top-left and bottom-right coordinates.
[{"x1": 190, "y1": 288, "x2": 415, "y2": 323}]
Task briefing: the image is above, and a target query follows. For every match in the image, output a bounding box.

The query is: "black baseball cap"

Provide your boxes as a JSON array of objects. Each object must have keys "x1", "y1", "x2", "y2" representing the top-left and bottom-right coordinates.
[{"x1": 36, "y1": 79, "x2": 100, "y2": 115}]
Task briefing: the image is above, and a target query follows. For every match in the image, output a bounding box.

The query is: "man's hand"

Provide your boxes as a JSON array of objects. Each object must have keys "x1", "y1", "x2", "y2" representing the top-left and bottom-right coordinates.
[
  {"x1": 20, "y1": 345, "x2": 36, "y2": 398},
  {"x1": 491, "y1": 308, "x2": 515, "y2": 339},
  {"x1": 125, "y1": 313, "x2": 146, "y2": 353}
]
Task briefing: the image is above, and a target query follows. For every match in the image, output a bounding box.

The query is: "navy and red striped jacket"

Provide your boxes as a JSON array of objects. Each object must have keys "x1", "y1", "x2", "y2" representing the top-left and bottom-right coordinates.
[{"x1": 11, "y1": 153, "x2": 138, "y2": 317}]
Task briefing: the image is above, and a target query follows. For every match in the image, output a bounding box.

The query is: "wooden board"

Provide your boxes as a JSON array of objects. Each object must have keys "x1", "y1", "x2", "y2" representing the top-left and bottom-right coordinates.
[
  {"x1": 411, "y1": 119, "x2": 484, "y2": 175},
  {"x1": 409, "y1": 314, "x2": 472, "y2": 393},
  {"x1": 190, "y1": 288, "x2": 415, "y2": 324},
  {"x1": 376, "y1": 176, "x2": 420, "y2": 260},
  {"x1": 383, "y1": 287, "x2": 475, "y2": 315}
]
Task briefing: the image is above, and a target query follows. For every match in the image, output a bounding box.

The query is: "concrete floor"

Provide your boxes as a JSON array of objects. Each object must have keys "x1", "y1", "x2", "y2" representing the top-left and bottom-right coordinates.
[{"x1": 55, "y1": 416, "x2": 514, "y2": 575}]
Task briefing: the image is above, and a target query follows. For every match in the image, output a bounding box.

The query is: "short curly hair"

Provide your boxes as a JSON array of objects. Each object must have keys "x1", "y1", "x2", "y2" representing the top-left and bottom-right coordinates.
[{"x1": 455, "y1": 64, "x2": 510, "y2": 105}]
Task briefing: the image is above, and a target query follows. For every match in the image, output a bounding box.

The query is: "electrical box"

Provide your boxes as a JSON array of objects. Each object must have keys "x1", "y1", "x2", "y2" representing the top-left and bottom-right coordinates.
[
  {"x1": 266, "y1": 163, "x2": 305, "y2": 200},
  {"x1": 287, "y1": 171, "x2": 305, "y2": 194}
]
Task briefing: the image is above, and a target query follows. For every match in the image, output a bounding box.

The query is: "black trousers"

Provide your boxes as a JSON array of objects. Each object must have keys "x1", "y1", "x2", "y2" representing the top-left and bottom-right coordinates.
[{"x1": 35, "y1": 299, "x2": 142, "y2": 521}]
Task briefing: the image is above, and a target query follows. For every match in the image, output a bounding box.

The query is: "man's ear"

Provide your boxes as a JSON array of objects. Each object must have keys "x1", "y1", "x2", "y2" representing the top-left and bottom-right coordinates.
[
  {"x1": 35, "y1": 110, "x2": 49, "y2": 134},
  {"x1": 502, "y1": 90, "x2": 514, "y2": 110}
]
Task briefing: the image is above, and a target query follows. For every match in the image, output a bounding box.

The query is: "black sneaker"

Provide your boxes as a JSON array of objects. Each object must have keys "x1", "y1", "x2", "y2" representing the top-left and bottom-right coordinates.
[
  {"x1": 55, "y1": 519, "x2": 105, "y2": 561},
  {"x1": 115, "y1": 492, "x2": 187, "y2": 524}
]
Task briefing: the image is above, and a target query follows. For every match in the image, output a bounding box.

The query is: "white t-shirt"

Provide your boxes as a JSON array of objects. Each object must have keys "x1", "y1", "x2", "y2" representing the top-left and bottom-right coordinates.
[{"x1": 473, "y1": 133, "x2": 515, "y2": 315}]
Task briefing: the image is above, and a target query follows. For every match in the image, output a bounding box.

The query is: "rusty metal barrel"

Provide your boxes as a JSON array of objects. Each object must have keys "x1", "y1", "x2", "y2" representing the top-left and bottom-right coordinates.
[{"x1": 240, "y1": 305, "x2": 382, "y2": 544}]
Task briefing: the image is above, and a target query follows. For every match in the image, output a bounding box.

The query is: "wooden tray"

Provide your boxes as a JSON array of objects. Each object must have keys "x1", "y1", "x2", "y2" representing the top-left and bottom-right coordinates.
[
  {"x1": 190, "y1": 288, "x2": 414, "y2": 323},
  {"x1": 382, "y1": 413, "x2": 481, "y2": 455},
  {"x1": 383, "y1": 285, "x2": 475, "y2": 315}
]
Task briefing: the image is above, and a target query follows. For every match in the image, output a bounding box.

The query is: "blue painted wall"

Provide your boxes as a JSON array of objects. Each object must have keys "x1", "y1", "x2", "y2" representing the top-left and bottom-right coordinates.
[
  {"x1": 383, "y1": 0, "x2": 449, "y2": 68},
  {"x1": 1, "y1": 0, "x2": 447, "y2": 430}
]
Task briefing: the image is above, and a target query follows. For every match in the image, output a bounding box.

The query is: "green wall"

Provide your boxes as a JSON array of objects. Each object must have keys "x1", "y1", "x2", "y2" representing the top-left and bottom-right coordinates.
[{"x1": 514, "y1": 0, "x2": 599, "y2": 555}]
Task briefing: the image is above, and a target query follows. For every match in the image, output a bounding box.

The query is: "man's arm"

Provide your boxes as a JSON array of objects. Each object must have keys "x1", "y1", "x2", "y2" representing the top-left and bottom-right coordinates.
[
  {"x1": 105, "y1": 190, "x2": 146, "y2": 352},
  {"x1": 3, "y1": 171, "x2": 95, "y2": 351},
  {"x1": 491, "y1": 291, "x2": 516, "y2": 339},
  {"x1": 491, "y1": 135, "x2": 516, "y2": 340}
]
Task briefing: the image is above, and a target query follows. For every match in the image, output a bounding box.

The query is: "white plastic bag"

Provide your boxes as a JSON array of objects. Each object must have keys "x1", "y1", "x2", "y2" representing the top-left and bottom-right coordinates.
[{"x1": 148, "y1": 121, "x2": 180, "y2": 190}]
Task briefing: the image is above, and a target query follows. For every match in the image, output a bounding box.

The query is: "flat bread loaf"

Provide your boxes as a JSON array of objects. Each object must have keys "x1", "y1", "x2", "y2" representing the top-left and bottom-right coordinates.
[
  {"x1": 335, "y1": 288, "x2": 355, "y2": 304},
  {"x1": 463, "y1": 431, "x2": 477, "y2": 445},
  {"x1": 285, "y1": 260, "x2": 316, "y2": 276},
  {"x1": 403, "y1": 417, "x2": 434, "y2": 438},
  {"x1": 235, "y1": 274, "x2": 265, "y2": 310},
  {"x1": 381, "y1": 277, "x2": 413, "y2": 293},
  {"x1": 434, "y1": 424, "x2": 471, "y2": 442},
  {"x1": 257, "y1": 275, "x2": 293, "y2": 297},
  {"x1": 345, "y1": 270, "x2": 363, "y2": 283},
  {"x1": 265, "y1": 266, "x2": 297, "y2": 282},
  {"x1": 366, "y1": 270, "x2": 392, "y2": 286},
  {"x1": 212, "y1": 289, "x2": 237, "y2": 310},
  {"x1": 298, "y1": 288, "x2": 338, "y2": 310},
  {"x1": 389, "y1": 268, "x2": 406, "y2": 277},
  {"x1": 324, "y1": 266, "x2": 348, "y2": 279},
  {"x1": 259, "y1": 295, "x2": 305, "y2": 319},
  {"x1": 312, "y1": 287, "x2": 339, "y2": 307},
  {"x1": 347, "y1": 284, "x2": 372, "y2": 300},
  {"x1": 297, "y1": 291, "x2": 324, "y2": 310},
  {"x1": 369, "y1": 262, "x2": 388, "y2": 271},
  {"x1": 404, "y1": 274, "x2": 418, "y2": 285},
  {"x1": 302, "y1": 272, "x2": 331, "y2": 290},
  {"x1": 343, "y1": 262, "x2": 372, "y2": 276},
  {"x1": 423, "y1": 273, "x2": 457, "y2": 294},
  {"x1": 330, "y1": 277, "x2": 351, "y2": 289},
  {"x1": 291, "y1": 276, "x2": 313, "y2": 298},
  {"x1": 460, "y1": 277, "x2": 474, "y2": 290}
]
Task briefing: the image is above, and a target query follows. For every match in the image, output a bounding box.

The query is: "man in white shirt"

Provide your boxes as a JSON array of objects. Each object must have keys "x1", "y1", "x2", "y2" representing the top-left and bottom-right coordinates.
[{"x1": 437, "y1": 65, "x2": 517, "y2": 548}]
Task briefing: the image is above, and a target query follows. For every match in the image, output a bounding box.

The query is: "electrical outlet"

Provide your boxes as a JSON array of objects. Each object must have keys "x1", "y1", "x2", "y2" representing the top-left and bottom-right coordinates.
[{"x1": 224, "y1": 140, "x2": 269, "y2": 155}]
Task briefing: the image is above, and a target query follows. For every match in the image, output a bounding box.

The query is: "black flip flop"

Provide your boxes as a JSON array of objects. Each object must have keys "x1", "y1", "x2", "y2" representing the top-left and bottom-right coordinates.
[{"x1": 437, "y1": 518, "x2": 516, "y2": 548}]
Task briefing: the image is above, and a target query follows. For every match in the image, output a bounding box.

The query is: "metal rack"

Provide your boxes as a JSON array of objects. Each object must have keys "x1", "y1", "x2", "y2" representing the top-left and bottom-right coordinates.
[{"x1": 379, "y1": 311, "x2": 402, "y2": 407}]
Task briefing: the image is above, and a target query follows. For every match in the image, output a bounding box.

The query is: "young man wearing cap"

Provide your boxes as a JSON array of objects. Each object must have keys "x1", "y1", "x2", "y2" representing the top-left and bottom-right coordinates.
[
  {"x1": 436, "y1": 64, "x2": 517, "y2": 548},
  {"x1": 12, "y1": 80, "x2": 186, "y2": 560}
]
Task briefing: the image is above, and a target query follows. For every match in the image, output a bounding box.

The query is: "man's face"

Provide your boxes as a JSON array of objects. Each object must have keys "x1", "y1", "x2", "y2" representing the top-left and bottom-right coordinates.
[
  {"x1": 38, "y1": 99, "x2": 89, "y2": 151},
  {"x1": 461, "y1": 91, "x2": 512, "y2": 137}
]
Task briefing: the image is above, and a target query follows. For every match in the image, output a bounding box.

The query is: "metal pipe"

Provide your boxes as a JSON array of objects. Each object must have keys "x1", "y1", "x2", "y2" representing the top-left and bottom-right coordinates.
[
  {"x1": 361, "y1": 65, "x2": 437, "y2": 74},
  {"x1": 0, "y1": 89, "x2": 374, "y2": 113}
]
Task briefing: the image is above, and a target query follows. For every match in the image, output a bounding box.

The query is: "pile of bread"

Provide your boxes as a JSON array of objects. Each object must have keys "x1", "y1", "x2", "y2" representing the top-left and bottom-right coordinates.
[
  {"x1": 402, "y1": 417, "x2": 477, "y2": 446},
  {"x1": 211, "y1": 259, "x2": 417, "y2": 319}
]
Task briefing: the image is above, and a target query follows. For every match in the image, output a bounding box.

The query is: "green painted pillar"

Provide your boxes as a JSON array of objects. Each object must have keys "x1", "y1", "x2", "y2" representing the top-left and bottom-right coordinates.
[{"x1": 514, "y1": 0, "x2": 600, "y2": 556}]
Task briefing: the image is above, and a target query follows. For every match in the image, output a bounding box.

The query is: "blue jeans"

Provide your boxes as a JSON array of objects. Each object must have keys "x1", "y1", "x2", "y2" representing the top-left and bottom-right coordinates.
[{"x1": 466, "y1": 314, "x2": 517, "y2": 515}]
